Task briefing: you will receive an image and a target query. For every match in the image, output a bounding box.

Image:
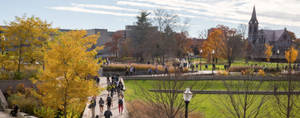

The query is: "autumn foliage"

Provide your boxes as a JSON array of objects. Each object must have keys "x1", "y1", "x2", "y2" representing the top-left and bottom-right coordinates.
[
  {"x1": 264, "y1": 44, "x2": 273, "y2": 62},
  {"x1": 33, "y1": 30, "x2": 102, "y2": 117},
  {"x1": 285, "y1": 46, "x2": 298, "y2": 63},
  {"x1": 202, "y1": 28, "x2": 227, "y2": 61}
]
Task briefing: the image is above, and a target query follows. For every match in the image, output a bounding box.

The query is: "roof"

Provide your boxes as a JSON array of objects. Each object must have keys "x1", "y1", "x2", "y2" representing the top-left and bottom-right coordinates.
[
  {"x1": 249, "y1": 6, "x2": 259, "y2": 24},
  {"x1": 260, "y1": 30, "x2": 285, "y2": 42}
]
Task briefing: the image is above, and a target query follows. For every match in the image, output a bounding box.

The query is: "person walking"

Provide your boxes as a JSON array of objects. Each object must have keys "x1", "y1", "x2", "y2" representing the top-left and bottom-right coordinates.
[
  {"x1": 118, "y1": 97, "x2": 124, "y2": 114},
  {"x1": 164, "y1": 65, "x2": 169, "y2": 76},
  {"x1": 99, "y1": 97, "x2": 104, "y2": 113},
  {"x1": 111, "y1": 85, "x2": 115, "y2": 98},
  {"x1": 90, "y1": 97, "x2": 96, "y2": 118},
  {"x1": 106, "y1": 95, "x2": 112, "y2": 108},
  {"x1": 104, "y1": 108, "x2": 113, "y2": 118}
]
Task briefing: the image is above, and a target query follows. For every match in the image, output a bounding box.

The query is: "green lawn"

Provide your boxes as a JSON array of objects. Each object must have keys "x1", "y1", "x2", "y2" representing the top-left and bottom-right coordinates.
[{"x1": 124, "y1": 80, "x2": 300, "y2": 118}]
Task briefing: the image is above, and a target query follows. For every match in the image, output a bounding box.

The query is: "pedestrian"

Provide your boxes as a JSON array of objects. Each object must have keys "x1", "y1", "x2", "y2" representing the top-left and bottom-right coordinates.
[
  {"x1": 111, "y1": 85, "x2": 115, "y2": 98},
  {"x1": 99, "y1": 97, "x2": 104, "y2": 113},
  {"x1": 130, "y1": 66, "x2": 134, "y2": 75},
  {"x1": 118, "y1": 97, "x2": 124, "y2": 114},
  {"x1": 107, "y1": 95, "x2": 112, "y2": 108},
  {"x1": 89, "y1": 97, "x2": 96, "y2": 118},
  {"x1": 106, "y1": 75, "x2": 111, "y2": 86},
  {"x1": 148, "y1": 68, "x2": 152, "y2": 75},
  {"x1": 104, "y1": 108, "x2": 113, "y2": 118},
  {"x1": 191, "y1": 64, "x2": 194, "y2": 72},
  {"x1": 95, "y1": 76, "x2": 99, "y2": 85},
  {"x1": 154, "y1": 65, "x2": 158, "y2": 74},
  {"x1": 10, "y1": 104, "x2": 18, "y2": 117},
  {"x1": 164, "y1": 65, "x2": 168, "y2": 75}
]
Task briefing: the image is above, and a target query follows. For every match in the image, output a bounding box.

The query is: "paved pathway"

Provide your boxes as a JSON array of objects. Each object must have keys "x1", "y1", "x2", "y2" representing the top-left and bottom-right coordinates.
[
  {"x1": 0, "y1": 112, "x2": 13, "y2": 118},
  {"x1": 82, "y1": 77, "x2": 128, "y2": 118}
]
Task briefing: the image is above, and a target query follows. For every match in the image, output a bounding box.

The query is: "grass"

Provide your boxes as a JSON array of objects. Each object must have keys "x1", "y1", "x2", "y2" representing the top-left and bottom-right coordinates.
[{"x1": 124, "y1": 80, "x2": 300, "y2": 118}]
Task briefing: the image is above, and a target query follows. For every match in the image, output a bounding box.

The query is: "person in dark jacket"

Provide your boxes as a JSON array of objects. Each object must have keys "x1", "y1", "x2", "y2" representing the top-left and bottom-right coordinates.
[
  {"x1": 99, "y1": 97, "x2": 104, "y2": 113},
  {"x1": 104, "y1": 108, "x2": 112, "y2": 118},
  {"x1": 10, "y1": 104, "x2": 18, "y2": 117},
  {"x1": 106, "y1": 95, "x2": 112, "y2": 108}
]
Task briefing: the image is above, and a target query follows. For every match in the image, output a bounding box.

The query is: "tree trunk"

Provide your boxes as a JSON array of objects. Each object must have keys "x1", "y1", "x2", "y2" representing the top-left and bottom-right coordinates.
[{"x1": 18, "y1": 39, "x2": 22, "y2": 73}]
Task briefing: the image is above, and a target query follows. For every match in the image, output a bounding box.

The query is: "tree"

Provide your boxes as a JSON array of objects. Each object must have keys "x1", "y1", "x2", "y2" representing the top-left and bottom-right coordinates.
[
  {"x1": 265, "y1": 44, "x2": 273, "y2": 62},
  {"x1": 215, "y1": 73, "x2": 268, "y2": 118},
  {"x1": 285, "y1": 47, "x2": 298, "y2": 64},
  {"x1": 33, "y1": 30, "x2": 101, "y2": 118},
  {"x1": 174, "y1": 32, "x2": 193, "y2": 58},
  {"x1": 4, "y1": 16, "x2": 56, "y2": 73},
  {"x1": 105, "y1": 31, "x2": 123, "y2": 58},
  {"x1": 273, "y1": 46, "x2": 300, "y2": 118},
  {"x1": 129, "y1": 11, "x2": 152, "y2": 62},
  {"x1": 202, "y1": 28, "x2": 226, "y2": 62}
]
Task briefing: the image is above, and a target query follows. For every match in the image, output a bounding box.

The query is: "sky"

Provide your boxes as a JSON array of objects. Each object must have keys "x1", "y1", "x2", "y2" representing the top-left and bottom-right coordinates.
[{"x1": 1, "y1": 0, "x2": 300, "y2": 38}]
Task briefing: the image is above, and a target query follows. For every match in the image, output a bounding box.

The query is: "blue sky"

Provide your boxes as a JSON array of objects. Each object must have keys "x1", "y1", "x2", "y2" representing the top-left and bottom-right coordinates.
[{"x1": 1, "y1": 0, "x2": 300, "y2": 38}]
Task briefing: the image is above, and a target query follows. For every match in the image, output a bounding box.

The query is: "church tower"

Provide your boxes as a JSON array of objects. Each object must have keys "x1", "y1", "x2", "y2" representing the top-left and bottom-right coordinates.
[{"x1": 248, "y1": 6, "x2": 259, "y2": 43}]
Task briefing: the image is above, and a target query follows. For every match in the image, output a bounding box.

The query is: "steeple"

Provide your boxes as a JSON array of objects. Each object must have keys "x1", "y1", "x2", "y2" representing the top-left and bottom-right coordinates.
[
  {"x1": 248, "y1": 5, "x2": 259, "y2": 43},
  {"x1": 249, "y1": 6, "x2": 258, "y2": 24}
]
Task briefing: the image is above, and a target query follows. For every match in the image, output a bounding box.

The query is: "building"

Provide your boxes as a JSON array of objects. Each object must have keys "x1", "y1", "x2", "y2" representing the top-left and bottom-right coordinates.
[
  {"x1": 248, "y1": 6, "x2": 293, "y2": 60},
  {"x1": 0, "y1": 26, "x2": 117, "y2": 57}
]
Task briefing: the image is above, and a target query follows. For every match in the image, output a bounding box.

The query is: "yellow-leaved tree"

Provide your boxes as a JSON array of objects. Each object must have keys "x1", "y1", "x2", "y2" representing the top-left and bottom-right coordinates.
[
  {"x1": 264, "y1": 44, "x2": 273, "y2": 62},
  {"x1": 285, "y1": 46, "x2": 298, "y2": 64},
  {"x1": 33, "y1": 30, "x2": 102, "y2": 118},
  {"x1": 202, "y1": 28, "x2": 227, "y2": 62},
  {"x1": 4, "y1": 16, "x2": 57, "y2": 73}
]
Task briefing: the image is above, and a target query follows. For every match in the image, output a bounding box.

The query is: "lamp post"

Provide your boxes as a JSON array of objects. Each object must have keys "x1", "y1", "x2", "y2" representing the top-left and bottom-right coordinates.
[
  {"x1": 183, "y1": 88, "x2": 193, "y2": 118},
  {"x1": 276, "y1": 49, "x2": 280, "y2": 70},
  {"x1": 211, "y1": 50, "x2": 215, "y2": 75},
  {"x1": 200, "y1": 49, "x2": 203, "y2": 71}
]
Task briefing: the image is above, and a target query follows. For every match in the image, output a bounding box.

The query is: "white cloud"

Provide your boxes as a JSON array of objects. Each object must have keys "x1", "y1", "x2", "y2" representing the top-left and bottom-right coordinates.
[
  {"x1": 48, "y1": 6, "x2": 136, "y2": 17},
  {"x1": 118, "y1": 0, "x2": 300, "y2": 27},
  {"x1": 71, "y1": 3, "x2": 139, "y2": 12}
]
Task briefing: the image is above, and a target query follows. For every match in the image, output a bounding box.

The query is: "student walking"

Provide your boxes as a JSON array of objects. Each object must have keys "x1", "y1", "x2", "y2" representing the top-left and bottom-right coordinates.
[
  {"x1": 118, "y1": 97, "x2": 124, "y2": 114},
  {"x1": 104, "y1": 108, "x2": 113, "y2": 118},
  {"x1": 99, "y1": 97, "x2": 104, "y2": 113},
  {"x1": 106, "y1": 95, "x2": 112, "y2": 108}
]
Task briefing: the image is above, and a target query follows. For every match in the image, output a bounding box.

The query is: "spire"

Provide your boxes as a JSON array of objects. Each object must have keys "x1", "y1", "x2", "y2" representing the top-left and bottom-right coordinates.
[{"x1": 249, "y1": 6, "x2": 258, "y2": 24}]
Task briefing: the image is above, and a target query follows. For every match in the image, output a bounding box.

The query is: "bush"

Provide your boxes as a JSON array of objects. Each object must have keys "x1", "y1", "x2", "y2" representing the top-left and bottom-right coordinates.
[
  {"x1": 229, "y1": 66, "x2": 262, "y2": 72},
  {"x1": 103, "y1": 63, "x2": 188, "y2": 73},
  {"x1": 217, "y1": 70, "x2": 229, "y2": 76},
  {"x1": 16, "y1": 83, "x2": 25, "y2": 93},
  {"x1": 7, "y1": 93, "x2": 39, "y2": 115},
  {"x1": 257, "y1": 69, "x2": 265, "y2": 76},
  {"x1": 34, "y1": 106, "x2": 56, "y2": 118}
]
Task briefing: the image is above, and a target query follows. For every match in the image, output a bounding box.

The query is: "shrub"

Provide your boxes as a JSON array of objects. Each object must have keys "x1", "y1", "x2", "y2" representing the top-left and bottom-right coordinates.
[
  {"x1": 7, "y1": 93, "x2": 39, "y2": 115},
  {"x1": 257, "y1": 69, "x2": 265, "y2": 76},
  {"x1": 217, "y1": 70, "x2": 229, "y2": 76},
  {"x1": 16, "y1": 83, "x2": 25, "y2": 93},
  {"x1": 229, "y1": 66, "x2": 262, "y2": 72},
  {"x1": 34, "y1": 106, "x2": 56, "y2": 118},
  {"x1": 103, "y1": 63, "x2": 188, "y2": 73}
]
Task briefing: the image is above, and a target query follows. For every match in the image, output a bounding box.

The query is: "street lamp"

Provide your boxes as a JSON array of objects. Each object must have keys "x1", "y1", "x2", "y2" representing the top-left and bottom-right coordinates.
[
  {"x1": 212, "y1": 50, "x2": 215, "y2": 75},
  {"x1": 183, "y1": 88, "x2": 193, "y2": 118},
  {"x1": 276, "y1": 49, "x2": 280, "y2": 70},
  {"x1": 200, "y1": 49, "x2": 203, "y2": 71}
]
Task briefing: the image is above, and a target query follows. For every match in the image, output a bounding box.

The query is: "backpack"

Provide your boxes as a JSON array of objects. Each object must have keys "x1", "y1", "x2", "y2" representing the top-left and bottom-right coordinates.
[{"x1": 118, "y1": 99, "x2": 123, "y2": 105}]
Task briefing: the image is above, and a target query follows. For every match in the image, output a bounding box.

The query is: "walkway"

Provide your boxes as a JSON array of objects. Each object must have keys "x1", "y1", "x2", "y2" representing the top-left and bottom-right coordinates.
[
  {"x1": 82, "y1": 77, "x2": 128, "y2": 118},
  {"x1": 0, "y1": 112, "x2": 12, "y2": 118}
]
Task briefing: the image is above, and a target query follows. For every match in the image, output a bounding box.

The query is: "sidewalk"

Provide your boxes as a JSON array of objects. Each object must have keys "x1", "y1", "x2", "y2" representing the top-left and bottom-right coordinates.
[
  {"x1": 0, "y1": 112, "x2": 12, "y2": 118},
  {"x1": 82, "y1": 77, "x2": 128, "y2": 118}
]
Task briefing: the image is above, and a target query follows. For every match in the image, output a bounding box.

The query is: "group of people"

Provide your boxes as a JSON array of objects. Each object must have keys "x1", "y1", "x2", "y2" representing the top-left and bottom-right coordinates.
[
  {"x1": 125, "y1": 65, "x2": 136, "y2": 76},
  {"x1": 89, "y1": 74, "x2": 125, "y2": 118}
]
